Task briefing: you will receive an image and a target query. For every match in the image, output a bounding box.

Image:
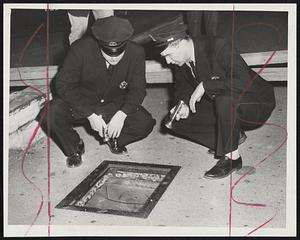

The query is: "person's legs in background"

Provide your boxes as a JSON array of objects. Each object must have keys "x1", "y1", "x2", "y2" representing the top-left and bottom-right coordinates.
[
  {"x1": 92, "y1": 9, "x2": 114, "y2": 19},
  {"x1": 67, "y1": 10, "x2": 90, "y2": 45},
  {"x1": 68, "y1": 9, "x2": 114, "y2": 45}
]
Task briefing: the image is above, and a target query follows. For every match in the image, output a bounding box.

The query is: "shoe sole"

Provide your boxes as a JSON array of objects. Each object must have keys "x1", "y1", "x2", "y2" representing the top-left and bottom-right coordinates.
[
  {"x1": 203, "y1": 166, "x2": 242, "y2": 180},
  {"x1": 109, "y1": 149, "x2": 128, "y2": 155},
  {"x1": 67, "y1": 161, "x2": 82, "y2": 168}
]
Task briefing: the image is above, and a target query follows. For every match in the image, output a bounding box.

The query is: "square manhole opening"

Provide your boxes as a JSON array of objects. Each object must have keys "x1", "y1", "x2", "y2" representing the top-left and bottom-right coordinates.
[{"x1": 56, "y1": 161, "x2": 180, "y2": 218}]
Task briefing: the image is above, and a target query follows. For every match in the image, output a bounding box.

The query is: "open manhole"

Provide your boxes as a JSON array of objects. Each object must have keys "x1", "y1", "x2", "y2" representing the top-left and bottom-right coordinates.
[{"x1": 56, "y1": 160, "x2": 180, "y2": 218}]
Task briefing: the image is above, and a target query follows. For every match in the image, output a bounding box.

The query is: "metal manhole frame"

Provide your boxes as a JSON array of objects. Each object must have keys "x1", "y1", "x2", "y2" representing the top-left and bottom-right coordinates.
[{"x1": 56, "y1": 160, "x2": 181, "y2": 218}]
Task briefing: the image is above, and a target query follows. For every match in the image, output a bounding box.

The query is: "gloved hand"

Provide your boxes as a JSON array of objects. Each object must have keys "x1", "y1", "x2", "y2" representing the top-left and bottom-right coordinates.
[
  {"x1": 107, "y1": 110, "x2": 127, "y2": 138},
  {"x1": 87, "y1": 113, "x2": 107, "y2": 137}
]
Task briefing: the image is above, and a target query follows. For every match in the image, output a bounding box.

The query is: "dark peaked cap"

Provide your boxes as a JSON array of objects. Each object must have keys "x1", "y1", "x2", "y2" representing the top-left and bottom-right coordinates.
[
  {"x1": 92, "y1": 16, "x2": 134, "y2": 56},
  {"x1": 92, "y1": 16, "x2": 134, "y2": 43},
  {"x1": 149, "y1": 15, "x2": 188, "y2": 50}
]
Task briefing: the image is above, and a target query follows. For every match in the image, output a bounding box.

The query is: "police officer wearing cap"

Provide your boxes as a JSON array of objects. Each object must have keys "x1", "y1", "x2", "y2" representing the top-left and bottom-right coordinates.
[
  {"x1": 150, "y1": 16, "x2": 275, "y2": 179},
  {"x1": 44, "y1": 16, "x2": 156, "y2": 168}
]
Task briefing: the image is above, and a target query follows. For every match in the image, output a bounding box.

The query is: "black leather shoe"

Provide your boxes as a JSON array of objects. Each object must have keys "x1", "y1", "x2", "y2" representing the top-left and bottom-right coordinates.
[
  {"x1": 106, "y1": 138, "x2": 127, "y2": 154},
  {"x1": 204, "y1": 156, "x2": 242, "y2": 179},
  {"x1": 66, "y1": 139, "x2": 85, "y2": 168},
  {"x1": 207, "y1": 131, "x2": 247, "y2": 155}
]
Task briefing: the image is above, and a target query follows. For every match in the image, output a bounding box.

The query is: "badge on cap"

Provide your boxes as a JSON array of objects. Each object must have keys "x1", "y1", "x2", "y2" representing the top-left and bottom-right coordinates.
[
  {"x1": 108, "y1": 41, "x2": 118, "y2": 47},
  {"x1": 119, "y1": 81, "x2": 128, "y2": 89}
]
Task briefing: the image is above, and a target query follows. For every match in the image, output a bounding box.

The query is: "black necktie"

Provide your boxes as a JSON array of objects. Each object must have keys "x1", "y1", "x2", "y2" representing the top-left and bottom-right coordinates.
[{"x1": 107, "y1": 64, "x2": 114, "y2": 75}]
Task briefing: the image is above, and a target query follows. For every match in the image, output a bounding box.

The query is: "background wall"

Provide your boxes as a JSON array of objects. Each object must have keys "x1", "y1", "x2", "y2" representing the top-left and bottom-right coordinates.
[{"x1": 10, "y1": 9, "x2": 288, "y2": 68}]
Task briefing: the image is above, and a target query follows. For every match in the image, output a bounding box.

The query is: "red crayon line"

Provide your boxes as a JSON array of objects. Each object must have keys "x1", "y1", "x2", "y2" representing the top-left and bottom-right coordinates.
[
  {"x1": 247, "y1": 211, "x2": 278, "y2": 236},
  {"x1": 232, "y1": 121, "x2": 287, "y2": 235},
  {"x1": 22, "y1": 123, "x2": 44, "y2": 236},
  {"x1": 224, "y1": 21, "x2": 282, "y2": 156},
  {"x1": 22, "y1": 105, "x2": 49, "y2": 236},
  {"x1": 234, "y1": 22, "x2": 282, "y2": 106},
  {"x1": 228, "y1": 4, "x2": 235, "y2": 237},
  {"x1": 226, "y1": 11, "x2": 286, "y2": 235},
  {"x1": 45, "y1": 3, "x2": 52, "y2": 237},
  {"x1": 14, "y1": 8, "x2": 53, "y2": 236},
  {"x1": 17, "y1": 23, "x2": 44, "y2": 66},
  {"x1": 232, "y1": 121, "x2": 287, "y2": 190},
  {"x1": 16, "y1": 23, "x2": 45, "y2": 95}
]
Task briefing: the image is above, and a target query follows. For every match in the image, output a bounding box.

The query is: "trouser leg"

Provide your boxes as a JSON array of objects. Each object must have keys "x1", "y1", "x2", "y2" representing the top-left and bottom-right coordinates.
[
  {"x1": 67, "y1": 12, "x2": 89, "y2": 45},
  {"x1": 92, "y1": 9, "x2": 114, "y2": 19},
  {"x1": 100, "y1": 105, "x2": 156, "y2": 147},
  {"x1": 171, "y1": 96, "x2": 217, "y2": 150},
  {"x1": 169, "y1": 95, "x2": 239, "y2": 157},
  {"x1": 95, "y1": 103, "x2": 156, "y2": 147},
  {"x1": 118, "y1": 107, "x2": 156, "y2": 146},
  {"x1": 41, "y1": 98, "x2": 82, "y2": 156},
  {"x1": 238, "y1": 94, "x2": 276, "y2": 129},
  {"x1": 215, "y1": 93, "x2": 276, "y2": 157},
  {"x1": 169, "y1": 91, "x2": 275, "y2": 158},
  {"x1": 215, "y1": 95, "x2": 240, "y2": 157},
  {"x1": 41, "y1": 98, "x2": 155, "y2": 155}
]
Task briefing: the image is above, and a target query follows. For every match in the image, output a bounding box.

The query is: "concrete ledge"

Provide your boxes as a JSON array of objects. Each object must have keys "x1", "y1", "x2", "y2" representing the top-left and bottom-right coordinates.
[
  {"x1": 9, "y1": 86, "x2": 49, "y2": 149},
  {"x1": 252, "y1": 67, "x2": 287, "y2": 82},
  {"x1": 9, "y1": 50, "x2": 288, "y2": 86},
  {"x1": 9, "y1": 119, "x2": 46, "y2": 150},
  {"x1": 241, "y1": 50, "x2": 287, "y2": 66}
]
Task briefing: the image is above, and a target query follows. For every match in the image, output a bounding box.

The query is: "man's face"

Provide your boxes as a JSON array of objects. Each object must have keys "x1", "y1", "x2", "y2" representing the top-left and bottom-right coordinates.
[
  {"x1": 160, "y1": 42, "x2": 188, "y2": 66},
  {"x1": 101, "y1": 49, "x2": 125, "y2": 65}
]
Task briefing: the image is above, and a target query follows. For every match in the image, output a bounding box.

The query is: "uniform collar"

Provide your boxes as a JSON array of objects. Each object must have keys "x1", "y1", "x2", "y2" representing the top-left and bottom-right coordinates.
[
  {"x1": 190, "y1": 40, "x2": 196, "y2": 64},
  {"x1": 185, "y1": 40, "x2": 196, "y2": 70},
  {"x1": 186, "y1": 40, "x2": 196, "y2": 67}
]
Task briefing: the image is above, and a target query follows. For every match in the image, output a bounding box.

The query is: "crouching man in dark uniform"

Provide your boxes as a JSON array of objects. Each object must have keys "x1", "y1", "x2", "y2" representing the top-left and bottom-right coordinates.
[
  {"x1": 150, "y1": 19, "x2": 275, "y2": 179},
  {"x1": 43, "y1": 16, "x2": 156, "y2": 168}
]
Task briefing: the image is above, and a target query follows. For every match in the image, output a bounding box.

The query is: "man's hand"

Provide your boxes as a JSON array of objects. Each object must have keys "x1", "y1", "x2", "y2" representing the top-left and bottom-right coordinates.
[
  {"x1": 189, "y1": 82, "x2": 205, "y2": 113},
  {"x1": 170, "y1": 103, "x2": 190, "y2": 121},
  {"x1": 87, "y1": 113, "x2": 107, "y2": 137},
  {"x1": 107, "y1": 110, "x2": 127, "y2": 138}
]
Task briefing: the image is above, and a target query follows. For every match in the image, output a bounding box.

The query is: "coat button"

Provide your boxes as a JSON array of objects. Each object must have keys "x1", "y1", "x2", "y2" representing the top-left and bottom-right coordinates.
[{"x1": 100, "y1": 99, "x2": 105, "y2": 103}]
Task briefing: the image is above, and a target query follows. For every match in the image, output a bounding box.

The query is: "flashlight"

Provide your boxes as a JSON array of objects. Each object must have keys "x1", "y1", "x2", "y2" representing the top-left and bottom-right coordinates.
[{"x1": 164, "y1": 100, "x2": 184, "y2": 129}]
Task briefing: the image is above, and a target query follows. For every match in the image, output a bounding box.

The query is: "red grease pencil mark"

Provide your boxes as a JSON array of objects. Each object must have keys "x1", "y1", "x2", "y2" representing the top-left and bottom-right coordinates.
[
  {"x1": 228, "y1": 5, "x2": 235, "y2": 237},
  {"x1": 228, "y1": 5, "x2": 286, "y2": 236},
  {"x1": 16, "y1": 5, "x2": 52, "y2": 236},
  {"x1": 232, "y1": 121, "x2": 287, "y2": 236},
  {"x1": 16, "y1": 23, "x2": 45, "y2": 95},
  {"x1": 22, "y1": 104, "x2": 49, "y2": 236},
  {"x1": 45, "y1": 4, "x2": 52, "y2": 237},
  {"x1": 17, "y1": 32, "x2": 45, "y2": 237}
]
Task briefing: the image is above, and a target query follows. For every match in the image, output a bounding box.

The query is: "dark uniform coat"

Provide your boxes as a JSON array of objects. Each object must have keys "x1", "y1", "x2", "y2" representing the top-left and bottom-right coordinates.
[
  {"x1": 56, "y1": 38, "x2": 147, "y2": 118},
  {"x1": 172, "y1": 37, "x2": 276, "y2": 156},
  {"x1": 47, "y1": 37, "x2": 155, "y2": 156}
]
